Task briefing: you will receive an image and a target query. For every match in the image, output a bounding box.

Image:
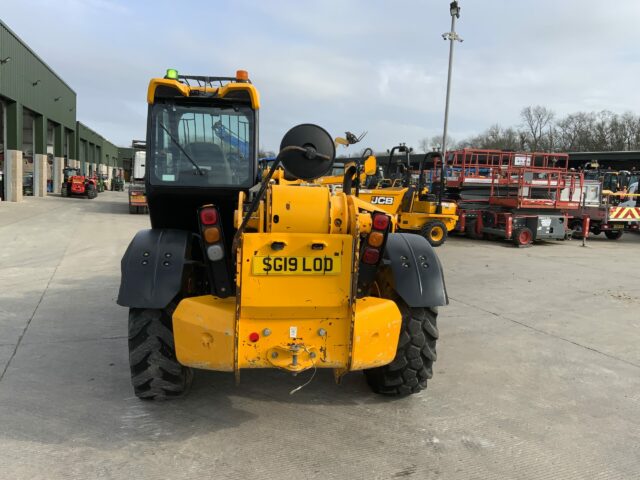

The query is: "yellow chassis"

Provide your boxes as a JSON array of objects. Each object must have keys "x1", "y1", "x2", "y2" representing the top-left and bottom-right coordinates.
[
  {"x1": 173, "y1": 229, "x2": 402, "y2": 376},
  {"x1": 173, "y1": 294, "x2": 401, "y2": 375},
  {"x1": 397, "y1": 211, "x2": 458, "y2": 232},
  {"x1": 357, "y1": 188, "x2": 458, "y2": 234}
]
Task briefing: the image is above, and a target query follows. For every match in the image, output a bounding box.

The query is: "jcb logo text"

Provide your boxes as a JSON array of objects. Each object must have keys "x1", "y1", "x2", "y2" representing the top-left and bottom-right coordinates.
[{"x1": 371, "y1": 196, "x2": 394, "y2": 205}]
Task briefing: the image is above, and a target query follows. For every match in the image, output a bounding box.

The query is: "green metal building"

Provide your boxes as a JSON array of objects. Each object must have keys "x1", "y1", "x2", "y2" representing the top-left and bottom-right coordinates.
[
  {"x1": 76, "y1": 121, "x2": 121, "y2": 178},
  {"x1": 118, "y1": 147, "x2": 135, "y2": 181},
  {"x1": 0, "y1": 19, "x2": 122, "y2": 202}
]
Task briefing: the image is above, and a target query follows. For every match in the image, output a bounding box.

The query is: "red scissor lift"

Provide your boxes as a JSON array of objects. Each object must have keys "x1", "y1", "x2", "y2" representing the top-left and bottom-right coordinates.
[{"x1": 431, "y1": 149, "x2": 583, "y2": 246}]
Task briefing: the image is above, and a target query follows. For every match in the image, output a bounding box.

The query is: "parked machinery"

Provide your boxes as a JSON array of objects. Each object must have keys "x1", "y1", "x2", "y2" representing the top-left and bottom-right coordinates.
[
  {"x1": 128, "y1": 140, "x2": 148, "y2": 214},
  {"x1": 23, "y1": 172, "x2": 34, "y2": 196},
  {"x1": 117, "y1": 69, "x2": 448, "y2": 400},
  {"x1": 571, "y1": 181, "x2": 640, "y2": 239},
  {"x1": 585, "y1": 168, "x2": 638, "y2": 197},
  {"x1": 324, "y1": 138, "x2": 458, "y2": 247},
  {"x1": 60, "y1": 166, "x2": 97, "y2": 199},
  {"x1": 111, "y1": 172, "x2": 125, "y2": 192},
  {"x1": 96, "y1": 174, "x2": 109, "y2": 193},
  {"x1": 431, "y1": 149, "x2": 582, "y2": 247},
  {"x1": 356, "y1": 146, "x2": 458, "y2": 246}
]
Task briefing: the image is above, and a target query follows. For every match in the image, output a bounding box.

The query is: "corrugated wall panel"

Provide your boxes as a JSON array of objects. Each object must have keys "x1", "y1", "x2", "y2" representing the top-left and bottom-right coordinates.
[
  {"x1": 76, "y1": 121, "x2": 121, "y2": 165},
  {"x1": 0, "y1": 21, "x2": 76, "y2": 130}
]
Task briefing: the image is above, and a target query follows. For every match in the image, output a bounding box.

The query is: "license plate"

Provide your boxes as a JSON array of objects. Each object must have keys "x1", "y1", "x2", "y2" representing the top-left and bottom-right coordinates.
[
  {"x1": 612, "y1": 223, "x2": 624, "y2": 230},
  {"x1": 252, "y1": 256, "x2": 341, "y2": 275}
]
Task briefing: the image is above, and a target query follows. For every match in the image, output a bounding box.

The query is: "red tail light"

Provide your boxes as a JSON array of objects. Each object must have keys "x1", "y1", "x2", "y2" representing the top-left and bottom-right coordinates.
[
  {"x1": 362, "y1": 248, "x2": 380, "y2": 265},
  {"x1": 373, "y1": 214, "x2": 389, "y2": 231},
  {"x1": 200, "y1": 208, "x2": 218, "y2": 225}
]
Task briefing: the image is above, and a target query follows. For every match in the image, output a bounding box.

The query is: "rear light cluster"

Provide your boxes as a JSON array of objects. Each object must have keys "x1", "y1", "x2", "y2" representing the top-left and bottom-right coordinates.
[
  {"x1": 362, "y1": 213, "x2": 390, "y2": 265},
  {"x1": 199, "y1": 206, "x2": 224, "y2": 261}
]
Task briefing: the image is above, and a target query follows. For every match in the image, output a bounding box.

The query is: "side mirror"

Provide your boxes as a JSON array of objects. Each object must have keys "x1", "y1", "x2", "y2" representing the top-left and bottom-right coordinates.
[
  {"x1": 279, "y1": 124, "x2": 335, "y2": 181},
  {"x1": 363, "y1": 155, "x2": 377, "y2": 176}
]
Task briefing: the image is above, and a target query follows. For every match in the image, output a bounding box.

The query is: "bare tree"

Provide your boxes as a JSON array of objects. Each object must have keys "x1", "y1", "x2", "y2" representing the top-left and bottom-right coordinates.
[
  {"x1": 608, "y1": 113, "x2": 626, "y2": 151},
  {"x1": 621, "y1": 112, "x2": 640, "y2": 150},
  {"x1": 520, "y1": 106, "x2": 555, "y2": 151},
  {"x1": 485, "y1": 125, "x2": 523, "y2": 150},
  {"x1": 457, "y1": 107, "x2": 640, "y2": 152},
  {"x1": 418, "y1": 137, "x2": 431, "y2": 152},
  {"x1": 556, "y1": 113, "x2": 586, "y2": 151},
  {"x1": 455, "y1": 124, "x2": 524, "y2": 150},
  {"x1": 258, "y1": 148, "x2": 276, "y2": 158},
  {"x1": 593, "y1": 111, "x2": 614, "y2": 150},
  {"x1": 419, "y1": 135, "x2": 455, "y2": 152}
]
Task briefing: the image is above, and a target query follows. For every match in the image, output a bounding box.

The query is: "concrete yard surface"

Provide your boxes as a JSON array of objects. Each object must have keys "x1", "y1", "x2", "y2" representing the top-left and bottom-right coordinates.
[{"x1": 0, "y1": 192, "x2": 639, "y2": 479}]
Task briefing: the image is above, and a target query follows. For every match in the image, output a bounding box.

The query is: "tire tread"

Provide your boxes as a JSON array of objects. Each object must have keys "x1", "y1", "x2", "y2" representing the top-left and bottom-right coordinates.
[
  {"x1": 364, "y1": 300, "x2": 438, "y2": 396},
  {"x1": 128, "y1": 308, "x2": 192, "y2": 400}
]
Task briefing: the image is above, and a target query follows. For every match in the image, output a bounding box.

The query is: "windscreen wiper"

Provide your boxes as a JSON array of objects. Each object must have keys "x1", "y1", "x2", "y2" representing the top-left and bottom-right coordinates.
[{"x1": 158, "y1": 122, "x2": 204, "y2": 176}]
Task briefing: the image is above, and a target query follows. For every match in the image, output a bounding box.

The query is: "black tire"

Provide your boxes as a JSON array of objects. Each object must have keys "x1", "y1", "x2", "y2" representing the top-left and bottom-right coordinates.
[
  {"x1": 420, "y1": 220, "x2": 448, "y2": 247},
  {"x1": 512, "y1": 226, "x2": 533, "y2": 247},
  {"x1": 605, "y1": 230, "x2": 623, "y2": 240},
  {"x1": 128, "y1": 308, "x2": 193, "y2": 400},
  {"x1": 570, "y1": 220, "x2": 585, "y2": 239},
  {"x1": 465, "y1": 218, "x2": 484, "y2": 240},
  {"x1": 364, "y1": 299, "x2": 438, "y2": 396}
]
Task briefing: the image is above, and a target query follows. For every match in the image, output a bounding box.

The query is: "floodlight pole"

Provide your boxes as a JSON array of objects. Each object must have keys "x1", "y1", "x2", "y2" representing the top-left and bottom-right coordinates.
[{"x1": 439, "y1": 1, "x2": 462, "y2": 212}]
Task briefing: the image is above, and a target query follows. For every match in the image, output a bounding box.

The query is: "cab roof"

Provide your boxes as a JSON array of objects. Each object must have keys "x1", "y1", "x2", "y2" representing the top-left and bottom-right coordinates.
[{"x1": 147, "y1": 72, "x2": 260, "y2": 109}]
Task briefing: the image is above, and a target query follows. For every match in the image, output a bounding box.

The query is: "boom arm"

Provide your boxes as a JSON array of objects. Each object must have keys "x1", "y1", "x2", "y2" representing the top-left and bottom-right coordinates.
[{"x1": 213, "y1": 121, "x2": 250, "y2": 158}]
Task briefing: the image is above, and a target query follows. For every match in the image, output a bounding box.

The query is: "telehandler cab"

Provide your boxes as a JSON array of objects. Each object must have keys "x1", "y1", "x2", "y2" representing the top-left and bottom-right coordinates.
[{"x1": 117, "y1": 69, "x2": 448, "y2": 400}]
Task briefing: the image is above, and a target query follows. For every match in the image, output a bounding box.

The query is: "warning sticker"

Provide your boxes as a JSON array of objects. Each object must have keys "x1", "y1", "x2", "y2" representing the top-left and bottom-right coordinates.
[{"x1": 514, "y1": 154, "x2": 532, "y2": 166}]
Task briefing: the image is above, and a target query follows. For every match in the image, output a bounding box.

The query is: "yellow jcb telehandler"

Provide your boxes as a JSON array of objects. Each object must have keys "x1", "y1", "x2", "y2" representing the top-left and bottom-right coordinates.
[
  {"x1": 117, "y1": 69, "x2": 448, "y2": 400},
  {"x1": 322, "y1": 138, "x2": 458, "y2": 247}
]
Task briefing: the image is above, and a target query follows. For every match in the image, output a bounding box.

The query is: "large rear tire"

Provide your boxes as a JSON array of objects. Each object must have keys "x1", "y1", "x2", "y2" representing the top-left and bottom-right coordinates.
[
  {"x1": 364, "y1": 298, "x2": 438, "y2": 396},
  {"x1": 421, "y1": 220, "x2": 448, "y2": 247},
  {"x1": 605, "y1": 230, "x2": 623, "y2": 240},
  {"x1": 128, "y1": 308, "x2": 193, "y2": 400}
]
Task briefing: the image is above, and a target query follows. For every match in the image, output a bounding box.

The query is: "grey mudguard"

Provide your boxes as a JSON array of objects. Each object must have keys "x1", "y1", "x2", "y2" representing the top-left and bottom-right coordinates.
[
  {"x1": 383, "y1": 233, "x2": 448, "y2": 307},
  {"x1": 117, "y1": 229, "x2": 192, "y2": 309}
]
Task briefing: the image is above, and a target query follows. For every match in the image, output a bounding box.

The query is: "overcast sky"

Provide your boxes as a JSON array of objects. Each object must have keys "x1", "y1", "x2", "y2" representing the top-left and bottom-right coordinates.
[{"x1": 3, "y1": 0, "x2": 640, "y2": 152}]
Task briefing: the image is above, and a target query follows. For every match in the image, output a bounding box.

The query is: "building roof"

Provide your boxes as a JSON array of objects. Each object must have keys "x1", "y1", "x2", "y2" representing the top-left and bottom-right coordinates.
[{"x1": 0, "y1": 19, "x2": 75, "y2": 94}]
